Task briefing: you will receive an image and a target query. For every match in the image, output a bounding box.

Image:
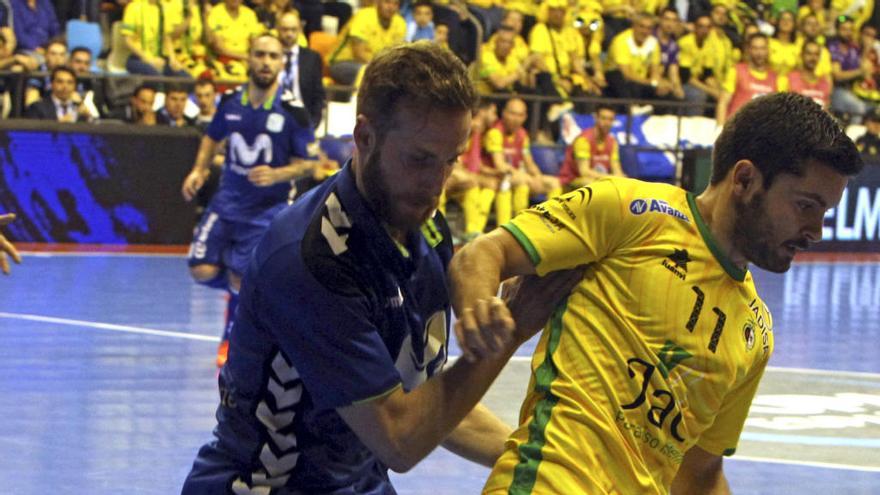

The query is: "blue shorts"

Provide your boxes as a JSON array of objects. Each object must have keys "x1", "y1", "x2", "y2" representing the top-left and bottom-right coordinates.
[{"x1": 187, "y1": 209, "x2": 271, "y2": 276}]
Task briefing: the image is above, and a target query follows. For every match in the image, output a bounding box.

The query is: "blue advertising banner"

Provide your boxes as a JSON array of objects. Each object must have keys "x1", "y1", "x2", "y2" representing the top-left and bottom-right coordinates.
[{"x1": 0, "y1": 121, "x2": 200, "y2": 244}]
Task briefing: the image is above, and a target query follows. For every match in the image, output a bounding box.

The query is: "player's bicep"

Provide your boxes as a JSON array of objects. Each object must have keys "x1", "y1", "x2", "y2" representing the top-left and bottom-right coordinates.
[{"x1": 504, "y1": 179, "x2": 627, "y2": 274}]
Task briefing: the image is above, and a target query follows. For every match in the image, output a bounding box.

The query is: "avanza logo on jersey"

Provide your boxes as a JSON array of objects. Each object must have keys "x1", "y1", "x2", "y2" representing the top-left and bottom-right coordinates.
[{"x1": 629, "y1": 199, "x2": 690, "y2": 222}]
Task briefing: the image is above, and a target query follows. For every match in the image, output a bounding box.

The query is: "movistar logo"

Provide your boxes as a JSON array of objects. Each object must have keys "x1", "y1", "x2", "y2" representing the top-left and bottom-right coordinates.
[{"x1": 229, "y1": 132, "x2": 272, "y2": 167}]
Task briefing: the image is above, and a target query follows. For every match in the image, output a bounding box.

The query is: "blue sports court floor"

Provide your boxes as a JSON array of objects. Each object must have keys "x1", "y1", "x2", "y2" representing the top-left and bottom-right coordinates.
[{"x1": 1, "y1": 252, "x2": 878, "y2": 494}]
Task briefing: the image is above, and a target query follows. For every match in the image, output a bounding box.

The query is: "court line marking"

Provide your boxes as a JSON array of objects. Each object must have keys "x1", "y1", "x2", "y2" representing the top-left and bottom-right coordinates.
[
  {"x1": 741, "y1": 432, "x2": 880, "y2": 448},
  {"x1": 2, "y1": 311, "x2": 880, "y2": 381},
  {"x1": 0, "y1": 312, "x2": 220, "y2": 342},
  {"x1": 2, "y1": 311, "x2": 879, "y2": 470},
  {"x1": 21, "y1": 251, "x2": 185, "y2": 258},
  {"x1": 731, "y1": 455, "x2": 880, "y2": 473}
]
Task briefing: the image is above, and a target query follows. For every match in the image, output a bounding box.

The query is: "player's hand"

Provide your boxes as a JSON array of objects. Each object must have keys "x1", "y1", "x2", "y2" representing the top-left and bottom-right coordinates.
[
  {"x1": 504, "y1": 268, "x2": 585, "y2": 343},
  {"x1": 182, "y1": 169, "x2": 208, "y2": 201},
  {"x1": 247, "y1": 165, "x2": 278, "y2": 186},
  {"x1": 0, "y1": 213, "x2": 22, "y2": 275},
  {"x1": 454, "y1": 296, "x2": 516, "y2": 363}
]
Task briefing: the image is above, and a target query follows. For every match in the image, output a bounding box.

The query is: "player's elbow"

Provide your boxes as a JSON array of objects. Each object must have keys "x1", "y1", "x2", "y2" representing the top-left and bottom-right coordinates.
[{"x1": 371, "y1": 430, "x2": 423, "y2": 473}]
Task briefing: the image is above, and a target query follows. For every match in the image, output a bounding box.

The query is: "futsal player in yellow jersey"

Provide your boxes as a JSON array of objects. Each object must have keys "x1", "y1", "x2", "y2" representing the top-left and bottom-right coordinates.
[{"x1": 448, "y1": 93, "x2": 862, "y2": 494}]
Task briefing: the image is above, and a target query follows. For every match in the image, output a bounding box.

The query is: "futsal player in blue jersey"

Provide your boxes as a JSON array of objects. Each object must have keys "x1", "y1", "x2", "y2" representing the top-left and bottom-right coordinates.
[
  {"x1": 182, "y1": 34, "x2": 321, "y2": 367},
  {"x1": 181, "y1": 42, "x2": 581, "y2": 494}
]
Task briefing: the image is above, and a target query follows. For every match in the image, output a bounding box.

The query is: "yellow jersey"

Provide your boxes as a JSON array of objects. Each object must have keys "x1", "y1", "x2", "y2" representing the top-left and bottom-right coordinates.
[
  {"x1": 769, "y1": 37, "x2": 800, "y2": 75},
  {"x1": 330, "y1": 6, "x2": 406, "y2": 64},
  {"x1": 206, "y1": 4, "x2": 263, "y2": 57},
  {"x1": 162, "y1": 0, "x2": 204, "y2": 57},
  {"x1": 121, "y1": 0, "x2": 165, "y2": 58},
  {"x1": 484, "y1": 178, "x2": 774, "y2": 494},
  {"x1": 485, "y1": 32, "x2": 530, "y2": 66},
  {"x1": 607, "y1": 28, "x2": 661, "y2": 79},
  {"x1": 678, "y1": 32, "x2": 729, "y2": 82},
  {"x1": 478, "y1": 44, "x2": 522, "y2": 93},
  {"x1": 528, "y1": 23, "x2": 585, "y2": 78}
]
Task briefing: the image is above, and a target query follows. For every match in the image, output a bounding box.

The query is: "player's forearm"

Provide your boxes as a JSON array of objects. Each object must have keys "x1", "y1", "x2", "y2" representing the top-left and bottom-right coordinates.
[
  {"x1": 442, "y1": 402, "x2": 512, "y2": 467},
  {"x1": 191, "y1": 136, "x2": 219, "y2": 174},
  {"x1": 375, "y1": 345, "x2": 517, "y2": 472},
  {"x1": 448, "y1": 233, "x2": 508, "y2": 318},
  {"x1": 273, "y1": 159, "x2": 318, "y2": 183}
]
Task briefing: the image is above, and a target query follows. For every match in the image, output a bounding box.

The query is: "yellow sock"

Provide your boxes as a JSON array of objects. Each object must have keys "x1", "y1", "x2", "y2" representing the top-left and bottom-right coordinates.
[
  {"x1": 469, "y1": 188, "x2": 496, "y2": 234},
  {"x1": 438, "y1": 189, "x2": 447, "y2": 216},
  {"x1": 495, "y1": 189, "x2": 512, "y2": 226},
  {"x1": 513, "y1": 184, "x2": 530, "y2": 214},
  {"x1": 547, "y1": 186, "x2": 562, "y2": 200},
  {"x1": 461, "y1": 187, "x2": 480, "y2": 234}
]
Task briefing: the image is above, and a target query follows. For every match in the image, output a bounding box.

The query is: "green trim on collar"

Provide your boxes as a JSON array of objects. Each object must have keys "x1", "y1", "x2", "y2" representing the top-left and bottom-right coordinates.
[
  {"x1": 686, "y1": 193, "x2": 747, "y2": 282},
  {"x1": 240, "y1": 85, "x2": 277, "y2": 110}
]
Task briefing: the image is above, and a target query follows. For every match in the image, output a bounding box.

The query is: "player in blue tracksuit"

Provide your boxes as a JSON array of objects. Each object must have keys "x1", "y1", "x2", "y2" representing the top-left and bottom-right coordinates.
[
  {"x1": 182, "y1": 34, "x2": 319, "y2": 366},
  {"x1": 181, "y1": 42, "x2": 580, "y2": 495}
]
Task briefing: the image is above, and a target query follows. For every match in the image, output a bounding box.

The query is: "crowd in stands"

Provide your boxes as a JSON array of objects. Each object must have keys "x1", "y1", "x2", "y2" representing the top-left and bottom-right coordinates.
[{"x1": 1, "y1": 0, "x2": 879, "y2": 237}]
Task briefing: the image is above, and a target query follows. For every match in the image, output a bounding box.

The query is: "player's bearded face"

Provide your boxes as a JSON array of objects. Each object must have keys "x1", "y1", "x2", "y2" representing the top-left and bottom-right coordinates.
[
  {"x1": 731, "y1": 189, "x2": 806, "y2": 273},
  {"x1": 361, "y1": 140, "x2": 439, "y2": 232}
]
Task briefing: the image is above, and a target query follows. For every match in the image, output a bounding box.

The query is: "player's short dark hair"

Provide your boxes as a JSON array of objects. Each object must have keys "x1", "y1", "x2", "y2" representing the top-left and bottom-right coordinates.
[
  {"x1": 711, "y1": 93, "x2": 862, "y2": 187},
  {"x1": 70, "y1": 46, "x2": 92, "y2": 58},
  {"x1": 194, "y1": 79, "x2": 215, "y2": 91},
  {"x1": 50, "y1": 65, "x2": 76, "y2": 82},
  {"x1": 801, "y1": 38, "x2": 821, "y2": 54},
  {"x1": 249, "y1": 32, "x2": 283, "y2": 52},
  {"x1": 133, "y1": 83, "x2": 157, "y2": 99},
  {"x1": 596, "y1": 103, "x2": 615, "y2": 115},
  {"x1": 357, "y1": 41, "x2": 477, "y2": 137},
  {"x1": 165, "y1": 83, "x2": 189, "y2": 97},
  {"x1": 412, "y1": 0, "x2": 433, "y2": 11},
  {"x1": 745, "y1": 32, "x2": 768, "y2": 46}
]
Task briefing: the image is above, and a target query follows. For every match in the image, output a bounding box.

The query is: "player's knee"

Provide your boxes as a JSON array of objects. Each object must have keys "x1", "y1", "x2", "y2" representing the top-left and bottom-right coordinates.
[
  {"x1": 228, "y1": 272, "x2": 242, "y2": 293},
  {"x1": 190, "y1": 264, "x2": 227, "y2": 289}
]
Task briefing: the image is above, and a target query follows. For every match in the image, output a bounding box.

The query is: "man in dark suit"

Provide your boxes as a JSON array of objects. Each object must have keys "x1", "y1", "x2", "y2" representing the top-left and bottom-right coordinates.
[
  {"x1": 25, "y1": 66, "x2": 92, "y2": 122},
  {"x1": 277, "y1": 9, "x2": 326, "y2": 129}
]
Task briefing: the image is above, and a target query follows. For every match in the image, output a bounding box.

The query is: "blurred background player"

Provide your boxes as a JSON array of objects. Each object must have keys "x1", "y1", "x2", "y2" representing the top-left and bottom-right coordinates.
[
  {"x1": 439, "y1": 99, "x2": 500, "y2": 242},
  {"x1": 0, "y1": 212, "x2": 21, "y2": 275},
  {"x1": 482, "y1": 97, "x2": 561, "y2": 226},
  {"x1": 717, "y1": 33, "x2": 787, "y2": 125},
  {"x1": 181, "y1": 34, "x2": 319, "y2": 367},
  {"x1": 559, "y1": 104, "x2": 624, "y2": 190},
  {"x1": 328, "y1": 0, "x2": 406, "y2": 86},
  {"x1": 789, "y1": 39, "x2": 833, "y2": 109}
]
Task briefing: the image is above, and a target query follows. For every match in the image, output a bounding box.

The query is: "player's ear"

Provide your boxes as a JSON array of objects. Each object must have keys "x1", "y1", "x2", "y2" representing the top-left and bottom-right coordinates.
[
  {"x1": 353, "y1": 114, "x2": 376, "y2": 156},
  {"x1": 731, "y1": 159, "x2": 764, "y2": 197}
]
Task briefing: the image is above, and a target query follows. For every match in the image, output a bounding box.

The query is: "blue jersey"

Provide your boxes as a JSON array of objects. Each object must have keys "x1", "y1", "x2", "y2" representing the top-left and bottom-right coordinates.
[
  {"x1": 206, "y1": 86, "x2": 315, "y2": 224},
  {"x1": 183, "y1": 163, "x2": 453, "y2": 495}
]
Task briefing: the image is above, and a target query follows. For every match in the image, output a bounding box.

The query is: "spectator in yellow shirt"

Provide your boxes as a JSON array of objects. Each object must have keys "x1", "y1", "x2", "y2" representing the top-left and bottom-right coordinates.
[
  {"x1": 478, "y1": 27, "x2": 540, "y2": 94},
  {"x1": 797, "y1": 13, "x2": 833, "y2": 77},
  {"x1": 206, "y1": 0, "x2": 264, "y2": 80},
  {"x1": 329, "y1": 0, "x2": 406, "y2": 85},
  {"x1": 529, "y1": 0, "x2": 596, "y2": 98},
  {"x1": 122, "y1": 0, "x2": 190, "y2": 76},
  {"x1": 679, "y1": 15, "x2": 723, "y2": 115},
  {"x1": 797, "y1": 0, "x2": 829, "y2": 34},
  {"x1": 164, "y1": 0, "x2": 209, "y2": 79},
  {"x1": 605, "y1": 13, "x2": 676, "y2": 101},
  {"x1": 485, "y1": 9, "x2": 530, "y2": 65},
  {"x1": 769, "y1": 10, "x2": 800, "y2": 75}
]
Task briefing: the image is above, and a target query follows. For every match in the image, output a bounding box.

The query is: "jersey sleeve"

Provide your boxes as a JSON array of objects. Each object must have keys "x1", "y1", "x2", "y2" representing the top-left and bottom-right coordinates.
[
  {"x1": 252, "y1": 247, "x2": 401, "y2": 411},
  {"x1": 572, "y1": 135, "x2": 592, "y2": 161},
  {"x1": 609, "y1": 36, "x2": 631, "y2": 69},
  {"x1": 120, "y1": 2, "x2": 139, "y2": 37},
  {"x1": 205, "y1": 100, "x2": 230, "y2": 141},
  {"x1": 287, "y1": 115, "x2": 316, "y2": 159},
  {"x1": 348, "y1": 11, "x2": 371, "y2": 41},
  {"x1": 484, "y1": 127, "x2": 504, "y2": 154},
  {"x1": 503, "y1": 178, "x2": 634, "y2": 275},
  {"x1": 696, "y1": 356, "x2": 770, "y2": 456},
  {"x1": 776, "y1": 74, "x2": 789, "y2": 92},
  {"x1": 722, "y1": 68, "x2": 737, "y2": 94}
]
